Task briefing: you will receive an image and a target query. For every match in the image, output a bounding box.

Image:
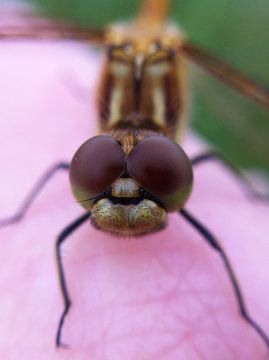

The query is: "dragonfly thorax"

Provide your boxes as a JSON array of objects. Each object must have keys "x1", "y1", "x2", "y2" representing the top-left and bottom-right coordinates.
[{"x1": 98, "y1": 23, "x2": 188, "y2": 140}]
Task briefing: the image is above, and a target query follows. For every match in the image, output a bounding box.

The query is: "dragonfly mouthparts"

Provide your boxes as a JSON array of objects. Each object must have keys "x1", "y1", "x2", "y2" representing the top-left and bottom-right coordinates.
[{"x1": 91, "y1": 178, "x2": 166, "y2": 236}]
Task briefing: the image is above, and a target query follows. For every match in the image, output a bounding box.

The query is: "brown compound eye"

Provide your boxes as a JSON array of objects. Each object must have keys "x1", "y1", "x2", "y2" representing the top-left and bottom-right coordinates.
[
  {"x1": 127, "y1": 136, "x2": 193, "y2": 211},
  {"x1": 70, "y1": 135, "x2": 125, "y2": 209}
]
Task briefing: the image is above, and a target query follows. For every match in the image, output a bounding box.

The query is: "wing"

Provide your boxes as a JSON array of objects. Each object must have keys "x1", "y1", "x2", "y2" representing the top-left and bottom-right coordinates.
[
  {"x1": 0, "y1": 18, "x2": 105, "y2": 44},
  {"x1": 180, "y1": 41, "x2": 269, "y2": 110}
]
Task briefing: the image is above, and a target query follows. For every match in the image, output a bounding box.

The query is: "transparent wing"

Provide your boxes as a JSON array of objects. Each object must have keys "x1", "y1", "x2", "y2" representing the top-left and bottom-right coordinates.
[{"x1": 180, "y1": 41, "x2": 269, "y2": 110}]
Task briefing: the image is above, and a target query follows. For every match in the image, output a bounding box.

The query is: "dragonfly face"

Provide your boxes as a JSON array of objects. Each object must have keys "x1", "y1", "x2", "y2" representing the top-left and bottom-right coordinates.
[{"x1": 70, "y1": 133, "x2": 193, "y2": 236}]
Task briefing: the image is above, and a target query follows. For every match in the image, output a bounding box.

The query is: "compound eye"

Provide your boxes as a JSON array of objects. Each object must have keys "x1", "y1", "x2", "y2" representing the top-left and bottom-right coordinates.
[
  {"x1": 70, "y1": 135, "x2": 125, "y2": 209},
  {"x1": 127, "y1": 136, "x2": 193, "y2": 211}
]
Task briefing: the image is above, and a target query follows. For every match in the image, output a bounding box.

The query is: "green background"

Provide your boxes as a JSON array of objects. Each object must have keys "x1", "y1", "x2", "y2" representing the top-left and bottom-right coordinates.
[{"x1": 29, "y1": 0, "x2": 269, "y2": 175}]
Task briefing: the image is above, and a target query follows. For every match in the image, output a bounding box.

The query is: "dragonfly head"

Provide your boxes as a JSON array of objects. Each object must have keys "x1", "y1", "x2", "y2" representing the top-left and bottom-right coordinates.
[{"x1": 70, "y1": 134, "x2": 193, "y2": 237}]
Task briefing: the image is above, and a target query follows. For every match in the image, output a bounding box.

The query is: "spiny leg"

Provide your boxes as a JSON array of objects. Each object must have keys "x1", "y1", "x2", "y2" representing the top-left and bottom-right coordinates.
[
  {"x1": 0, "y1": 162, "x2": 70, "y2": 228},
  {"x1": 180, "y1": 208, "x2": 269, "y2": 351},
  {"x1": 55, "y1": 212, "x2": 91, "y2": 348},
  {"x1": 191, "y1": 151, "x2": 269, "y2": 203}
]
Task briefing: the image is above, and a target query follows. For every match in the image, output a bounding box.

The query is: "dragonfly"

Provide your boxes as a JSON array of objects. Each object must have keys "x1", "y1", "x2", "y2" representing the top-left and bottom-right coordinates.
[{"x1": 0, "y1": 0, "x2": 269, "y2": 352}]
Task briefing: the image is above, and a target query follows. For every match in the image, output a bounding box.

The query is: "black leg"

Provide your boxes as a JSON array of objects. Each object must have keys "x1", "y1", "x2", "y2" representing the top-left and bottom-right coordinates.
[
  {"x1": 55, "y1": 211, "x2": 91, "y2": 348},
  {"x1": 180, "y1": 208, "x2": 269, "y2": 351},
  {"x1": 0, "y1": 162, "x2": 70, "y2": 228},
  {"x1": 191, "y1": 151, "x2": 269, "y2": 202}
]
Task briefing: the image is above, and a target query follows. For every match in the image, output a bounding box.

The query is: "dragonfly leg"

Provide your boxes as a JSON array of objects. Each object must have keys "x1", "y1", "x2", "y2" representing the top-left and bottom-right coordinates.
[
  {"x1": 55, "y1": 212, "x2": 91, "y2": 348},
  {"x1": 191, "y1": 151, "x2": 269, "y2": 202},
  {"x1": 0, "y1": 162, "x2": 70, "y2": 228},
  {"x1": 180, "y1": 208, "x2": 269, "y2": 352}
]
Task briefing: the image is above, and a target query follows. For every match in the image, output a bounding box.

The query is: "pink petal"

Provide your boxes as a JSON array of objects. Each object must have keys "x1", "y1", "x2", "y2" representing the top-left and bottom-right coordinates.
[{"x1": 0, "y1": 15, "x2": 269, "y2": 360}]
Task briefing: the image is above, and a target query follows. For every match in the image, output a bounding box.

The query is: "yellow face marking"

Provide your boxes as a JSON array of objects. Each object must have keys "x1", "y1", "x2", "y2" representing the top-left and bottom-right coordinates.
[
  {"x1": 110, "y1": 62, "x2": 130, "y2": 77},
  {"x1": 111, "y1": 178, "x2": 140, "y2": 198},
  {"x1": 147, "y1": 61, "x2": 170, "y2": 76},
  {"x1": 109, "y1": 87, "x2": 123, "y2": 126},
  {"x1": 153, "y1": 86, "x2": 166, "y2": 127},
  {"x1": 108, "y1": 61, "x2": 133, "y2": 127}
]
